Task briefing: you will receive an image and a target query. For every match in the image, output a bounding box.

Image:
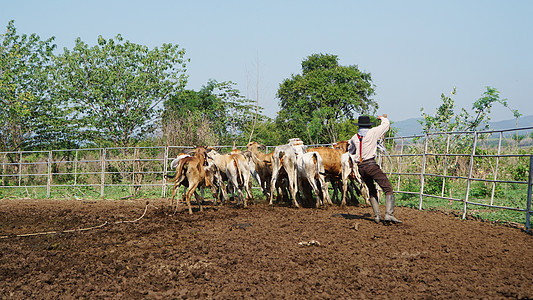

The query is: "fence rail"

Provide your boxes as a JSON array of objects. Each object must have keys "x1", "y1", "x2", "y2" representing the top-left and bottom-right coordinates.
[
  {"x1": 1, "y1": 127, "x2": 532, "y2": 232},
  {"x1": 381, "y1": 126, "x2": 533, "y2": 232}
]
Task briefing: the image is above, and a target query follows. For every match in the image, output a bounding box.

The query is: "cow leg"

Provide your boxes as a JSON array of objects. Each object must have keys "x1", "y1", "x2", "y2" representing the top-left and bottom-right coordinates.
[
  {"x1": 263, "y1": 175, "x2": 272, "y2": 199},
  {"x1": 173, "y1": 188, "x2": 187, "y2": 214},
  {"x1": 169, "y1": 183, "x2": 178, "y2": 212},
  {"x1": 246, "y1": 180, "x2": 254, "y2": 206},
  {"x1": 243, "y1": 170, "x2": 253, "y2": 207},
  {"x1": 318, "y1": 175, "x2": 332, "y2": 207},
  {"x1": 269, "y1": 163, "x2": 280, "y2": 206},
  {"x1": 341, "y1": 175, "x2": 349, "y2": 207},
  {"x1": 185, "y1": 182, "x2": 199, "y2": 214},
  {"x1": 340, "y1": 160, "x2": 353, "y2": 207},
  {"x1": 193, "y1": 190, "x2": 203, "y2": 212},
  {"x1": 170, "y1": 179, "x2": 186, "y2": 213},
  {"x1": 297, "y1": 176, "x2": 311, "y2": 208},
  {"x1": 277, "y1": 179, "x2": 289, "y2": 204},
  {"x1": 220, "y1": 181, "x2": 230, "y2": 204},
  {"x1": 307, "y1": 177, "x2": 322, "y2": 208},
  {"x1": 346, "y1": 182, "x2": 359, "y2": 206},
  {"x1": 199, "y1": 187, "x2": 205, "y2": 203},
  {"x1": 361, "y1": 182, "x2": 370, "y2": 205},
  {"x1": 349, "y1": 180, "x2": 361, "y2": 206},
  {"x1": 286, "y1": 164, "x2": 300, "y2": 208},
  {"x1": 331, "y1": 179, "x2": 341, "y2": 204}
]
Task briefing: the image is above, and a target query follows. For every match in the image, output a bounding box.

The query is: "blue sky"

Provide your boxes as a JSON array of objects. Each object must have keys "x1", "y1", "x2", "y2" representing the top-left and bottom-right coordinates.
[{"x1": 2, "y1": 0, "x2": 532, "y2": 122}]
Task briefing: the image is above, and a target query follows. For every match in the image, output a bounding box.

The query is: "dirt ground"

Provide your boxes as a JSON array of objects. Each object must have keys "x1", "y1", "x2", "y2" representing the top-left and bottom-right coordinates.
[{"x1": 1, "y1": 198, "x2": 532, "y2": 299}]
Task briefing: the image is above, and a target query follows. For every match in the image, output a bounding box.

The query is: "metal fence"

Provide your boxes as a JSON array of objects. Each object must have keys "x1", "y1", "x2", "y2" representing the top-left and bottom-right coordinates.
[
  {"x1": 1, "y1": 127, "x2": 532, "y2": 232},
  {"x1": 380, "y1": 126, "x2": 533, "y2": 232},
  {"x1": 0, "y1": 145, "x2": 253, "y2": 198}
]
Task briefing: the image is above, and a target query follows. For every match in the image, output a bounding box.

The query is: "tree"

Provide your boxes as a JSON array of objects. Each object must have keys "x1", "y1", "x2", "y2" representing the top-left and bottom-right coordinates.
[
  {"x1": 0, "y1": 20, "x2": 70, "y2": 152},
  {"x1": 216, "y1": 81, "x2": 259, "y2": 146},
  {"x1": 162, "y1": 80, "x2": 223, "y2": 146},
  {"x1": 55, "y1": 34, "x2": 188, "y2": 148},
  {"x1": 276, "y1": 53, "x2": 377, "y2": 144},
  {"x1": 420, "y1": 86, "x2": 520, "y2": 134},
  {"x1": 419, "y1": 87, "x2": 522, "y2": 165},
  {"x1": 162, "y1": 80, "x2": 259, "y2": 146}
]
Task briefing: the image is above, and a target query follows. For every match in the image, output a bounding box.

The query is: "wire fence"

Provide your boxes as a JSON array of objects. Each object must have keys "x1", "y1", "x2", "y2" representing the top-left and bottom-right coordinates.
[
  {"x1": 380, "y1": 126, "x2": 533, "y2": 232},
  {"x1": 1, "y1": 127, "x2": 532, "y2": 231}
]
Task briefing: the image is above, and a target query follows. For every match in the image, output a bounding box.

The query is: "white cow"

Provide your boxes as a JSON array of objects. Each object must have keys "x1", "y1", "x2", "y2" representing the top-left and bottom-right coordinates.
[
  {"x1": 207, "y1": 149, "x2": 252, "y2": 207},
  {"x1": 269, "y1": 138, "x2": 307, "y2": 207},
  {"x1": 296, "y1": 151, "x2": 332, "y2": 208},
  {"x1": 340, "y1": 152, "x2": 370, "y2": 206}
]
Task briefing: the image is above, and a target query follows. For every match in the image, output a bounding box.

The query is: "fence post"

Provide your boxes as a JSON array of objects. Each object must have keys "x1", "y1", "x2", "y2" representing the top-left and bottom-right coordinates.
[
  {"x1": 396, "y1": 138, "x2": 404, "y2": 191},
  {"x1": 418, "y1": 134, "x2": 429, "y2": 210},
  {"x1": 162, "y1": 146, "x2": 169, "y2": 198},
  {"x1": 2, "y1": 153, "x2": 6, "y2": 186},
  {"x1": 132, "y1": 147, "x2": 138, "y2": 195},
  {"x1": 526, "y1": 155, "x2": 532, "y2": 233},
  {"x1": 441, "y1": 134, "x2": 451, "y2": 198},
  {"x1": 463, "y1": 132, "x2": 478, "y2": 219},
  {"x1": 47, "y1": 151, "x2": 52, "y2": 198},
  {"x1": 18, "y1": 151, "x2": 22, "y2": 187},
  {"x1": 74, "y1": 150, "x2": 78, "y2": 186},
  {"x1": 490, "y1": 131, "x2": 503, "y2": 205},
  {"x1": 100, "y1": 148, "x2": 106, "y2": 199}
]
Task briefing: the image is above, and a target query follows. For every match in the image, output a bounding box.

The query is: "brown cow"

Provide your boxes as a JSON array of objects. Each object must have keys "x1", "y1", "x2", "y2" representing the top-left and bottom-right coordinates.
[
  {"x1": 165, "y1": 146, "x2": 214, "y2": 214},
  {"x1": 246, "y1": 141, "x2": 274, "y2": 198},
  {"x1": 308, "y1": 141, "x2": 368, "y2": 206}
]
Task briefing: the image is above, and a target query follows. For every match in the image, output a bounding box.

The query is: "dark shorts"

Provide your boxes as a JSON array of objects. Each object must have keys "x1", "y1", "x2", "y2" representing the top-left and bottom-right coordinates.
[{"x1": 358, "y1": 160, "x2": 393, "y2": 198}]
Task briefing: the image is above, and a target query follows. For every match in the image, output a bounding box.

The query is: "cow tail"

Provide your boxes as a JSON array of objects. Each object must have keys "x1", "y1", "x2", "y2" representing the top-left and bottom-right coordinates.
[
  {"x1": 233, "y1": 157, "x2": 243, "y2": 186},
  {"x1": 349, "y1": 155, "x2": 354, "y2": 169},
  {"x1": 165, "y1": 159, "x2": 188, "y2": 182}
]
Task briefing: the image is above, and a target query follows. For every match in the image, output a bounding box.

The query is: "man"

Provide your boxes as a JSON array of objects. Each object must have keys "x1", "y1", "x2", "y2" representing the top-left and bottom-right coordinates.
[{"x1": 348, "y1": 114, "x2": 402, "y2": 224}]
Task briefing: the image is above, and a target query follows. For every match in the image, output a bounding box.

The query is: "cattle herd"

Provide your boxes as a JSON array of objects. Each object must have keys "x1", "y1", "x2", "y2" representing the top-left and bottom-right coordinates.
[{"x1": 165, "y1": 138, "x2": 370, "y2": 214}]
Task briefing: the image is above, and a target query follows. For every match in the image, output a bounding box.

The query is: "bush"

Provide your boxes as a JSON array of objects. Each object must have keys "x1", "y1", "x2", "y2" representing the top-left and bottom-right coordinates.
[
  {"x1": 424, "y1": 175, "x2": 448, "y2": 196},
  {"x1": 470, "y1": 181, "x2": 489, "y2": 198},
  {"x1": 511, "y1": 161, "x2": 529, "y2": 182}
]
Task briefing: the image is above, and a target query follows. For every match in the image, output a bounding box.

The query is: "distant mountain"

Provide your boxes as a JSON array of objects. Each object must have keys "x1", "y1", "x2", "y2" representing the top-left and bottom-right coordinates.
[
  {"x1": 391, "y1": 115, "x2": 533, "y2": 137},
  {"x1": 391, "y1": 118, "x2": 423, "y2": 136},
  {"x1": 489, "y1": 115, "x2": 533, "y2": 130}
]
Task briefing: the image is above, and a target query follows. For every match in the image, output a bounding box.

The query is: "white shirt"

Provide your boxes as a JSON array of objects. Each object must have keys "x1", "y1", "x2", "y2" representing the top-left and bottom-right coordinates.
[{"x1": 348, "y1": 117, "x2": 390, "y2": 161}]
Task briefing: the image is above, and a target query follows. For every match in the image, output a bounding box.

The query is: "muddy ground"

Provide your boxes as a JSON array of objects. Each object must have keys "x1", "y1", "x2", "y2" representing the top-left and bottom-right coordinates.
[{"x1": 1, "y1": 198, "x2": 532, "y2": 299}]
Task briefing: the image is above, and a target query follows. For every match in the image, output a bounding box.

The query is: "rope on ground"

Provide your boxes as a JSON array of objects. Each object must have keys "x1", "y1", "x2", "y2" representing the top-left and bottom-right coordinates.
[{"x1": 0, "y1": 202, "x2": 158, "y2": 240}]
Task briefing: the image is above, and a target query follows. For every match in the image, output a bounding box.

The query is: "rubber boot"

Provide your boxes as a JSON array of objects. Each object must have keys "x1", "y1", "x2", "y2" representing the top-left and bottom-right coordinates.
[
  {"x1": 384, "y1": 194, "x2": 402, "y2": 223},
  {"x1": 369, "y1": 196, "x2": 381, "y2": 224}
]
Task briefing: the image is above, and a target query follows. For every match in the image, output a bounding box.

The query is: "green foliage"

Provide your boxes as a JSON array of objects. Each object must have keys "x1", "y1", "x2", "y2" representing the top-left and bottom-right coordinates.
[
  {"x1": 245, "y1": 117, "x2": 281, "y2": 146},
  {"x1": 54, "y1": 34, "x2": 189, "y2": 148},
  {"x1": 162, "y1": 80, "x2": 260, "y2": 146},
  {"x1": 420, "y1": 86, "x2": 520, "y2": 134},
  {"x1": 276, "y1": 53, "x2": 377, "y2": 144},
  {"x1": 469, "y1": 181, "x2": 489, "y2": 198},
  {"x1": 466, "y1": 86, "x2": 520, "y2": 131},
  {"x1": 511, "y1": 160, "x2": 529, "y2": 182},
  {"x1": 216, "y1": 81, "x2": 260, "y2": 145},
  {"x1": 424, "y1": 175, "x2": 448, "y2": 196},
  {"x1": 163, "y1": 80, "x2": 225, "y2": 138},
  {"x1": 0, "y1": 20, "x2": 74, "y2": 152},
  {"x1": 419, "y1": 87, "x2": 522, "y2": 163},
  {"x1": 419, "y1": 88, "x2": 458, "y2": 133}
]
